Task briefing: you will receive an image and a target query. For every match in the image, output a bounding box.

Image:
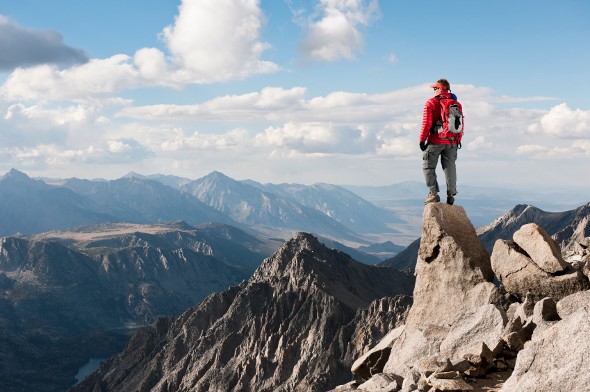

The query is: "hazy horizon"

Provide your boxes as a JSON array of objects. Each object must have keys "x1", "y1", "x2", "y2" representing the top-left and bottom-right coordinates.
[{"x1": 4, "y1": 167, "x2": 587, "y2": 219}]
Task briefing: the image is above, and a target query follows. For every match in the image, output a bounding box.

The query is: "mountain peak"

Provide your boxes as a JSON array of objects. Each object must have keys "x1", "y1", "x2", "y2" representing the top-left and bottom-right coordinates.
[
  {"x1": 204, "y1": 170, "x2": 231, "y2": 181},
  {"x1": 252, "y1": 232, "x2": 333, "y2": 284},
  {"x1": 1, "y1": 169, "x2": 46, "y2": 189},
  {"x1": 2, "y1": 169, "x2": 32, "y2": 182},
  {"x1": 191, "y1": 171, "x2": 237, "y2": 191},
  {"x1": 252, "y1": 232, "x2": 413, "y2": 310},
  {"x1": 121, "y1": 171, "x2": 147, "y2": 180}
]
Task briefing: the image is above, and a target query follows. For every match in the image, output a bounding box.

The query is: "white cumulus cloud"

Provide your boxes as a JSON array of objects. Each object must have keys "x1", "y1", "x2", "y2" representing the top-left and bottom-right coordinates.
[
  {"x1": 377, "y1": 136, "x2": 414, "y2": 157},
  {"x1": 117, "y1": 85, "x2": 423, "y2": 124},
  {"x1": 5, "y1": 102, "x2": 95, "y2": 125},
  {"x1": 159, "y1": 128, "x2": 247, "y2": 152},
  {"x1": 516, "y1": 143, "x2": 572, "y2": 157},
  {"x1": 117, "y1": 87, "x2": 307, "y2": 121},
  {"x1": 9, "y1": 144, "x2": 103, "y2": 168},
  {"x1": 162, "y1": 0, "x2": 278, "y2": 82},
  {"x1": 299, "y1": 0, "x2": 379, "y2": 62},
  {"x1": 527, "y1": 103, "x2": 590, "y2": 137}
]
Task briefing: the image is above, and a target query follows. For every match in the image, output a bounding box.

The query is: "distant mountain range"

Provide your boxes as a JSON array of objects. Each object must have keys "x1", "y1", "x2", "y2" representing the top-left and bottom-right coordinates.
[
  {"x1": 3, "y1": 169, "x2": 404, "y2": 254},
  {"x1": 5, "y1": 167, "x2": 590, "y2": 260},
  {"x1": 477, "y1": 203, "x2": 590, "y2": 253},
  {"x1": 181, "y1": 171, "x2": 366, "y2": 243},
  {"x1": 61, "y1": 175, "x2": 237, "y2": 228},
  {"x1": 0, "y1": 169, "x2": 235, "y2": 236},
  {"x1": 0, "y1": 169, "x2": 114, "y2": 235},
  {"x1": 245, "y1": 178, "x2": 405, "y2": 232}
]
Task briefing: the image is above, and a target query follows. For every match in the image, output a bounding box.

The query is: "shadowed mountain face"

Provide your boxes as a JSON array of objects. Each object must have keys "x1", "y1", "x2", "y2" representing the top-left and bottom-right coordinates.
[
  {"x1": 73, "y1": 233, "x2": 415, "y2": 392},
  {"x1": 0, "y1": 222, "x2": 279, "y2": 392}
]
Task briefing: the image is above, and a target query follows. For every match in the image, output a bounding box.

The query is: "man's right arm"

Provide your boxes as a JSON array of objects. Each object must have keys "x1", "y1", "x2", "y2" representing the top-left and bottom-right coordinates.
[{"x1": 419, "y1": 100, "x2": 434, "y2": 143}]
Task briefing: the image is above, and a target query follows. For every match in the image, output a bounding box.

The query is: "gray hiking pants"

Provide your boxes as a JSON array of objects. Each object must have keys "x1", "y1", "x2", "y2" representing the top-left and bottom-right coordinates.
[{"x1": 422, "y1": 143, "x2": 458, "y2": 196}]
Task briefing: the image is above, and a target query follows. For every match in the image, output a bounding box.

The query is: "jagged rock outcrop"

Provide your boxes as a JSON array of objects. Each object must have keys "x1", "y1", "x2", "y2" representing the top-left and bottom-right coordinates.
[
  {"x1": 343, "y1": 296, "x2": 413, "y2": 379},
  {"x1": 564, "y1": 236, "x2": 590, "y2": 279},
  {"x1": 338, "y1": 205, "x2": 590, "y2": 392},
  {"x1": 488, "y1": 230, "x2": 590, "y2": 391},
  {"x1": 555, "y1": 289, "x2": 590, "y2": 319},
  {"x1": 351, "y1": 325, "x2": 404, "y2": 381},
  {"x1": 338, "y1": 204, "x2": 506, "y2": 392},
  {"x1": 407, "y1": 204, "x2": 498, "y2": 328},
  {"x1": 512, "y1": 223, "x2": 569, "y2": 273},
  {"x1": 500, "y1": 298, "x2": 590, "y2": 391},
  {"x1": 73, "y1": 233, "x2": 415, "y2": 392},
  {"x1": 382, "y1": 204, "x2": 502, "y2": 378},
  {"x1": 491, "y1": 225, "x2": 590, "y2": 302},
  {"x1": 438, "y1": 304, "x2": 507, "y2": 363}
]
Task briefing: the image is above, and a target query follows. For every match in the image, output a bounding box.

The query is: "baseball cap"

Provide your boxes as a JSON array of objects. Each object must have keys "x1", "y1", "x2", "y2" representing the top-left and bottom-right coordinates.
[{"x1": 429, "y1": 82, "x2": 447, "y2": 90}]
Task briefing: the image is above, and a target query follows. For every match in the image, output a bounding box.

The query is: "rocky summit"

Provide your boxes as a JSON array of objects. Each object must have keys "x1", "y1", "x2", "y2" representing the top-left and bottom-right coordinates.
[
  {"x1": 333, "y1": 203, "x2": 590, "y2": 392},
  {"x1": 73, "y1": 233, "x2": 415, "y2": 392}
]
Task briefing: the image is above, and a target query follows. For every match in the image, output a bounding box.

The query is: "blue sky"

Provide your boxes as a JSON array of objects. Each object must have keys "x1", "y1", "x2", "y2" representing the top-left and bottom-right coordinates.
[{"x1": 0, "y1": 0, "x2": 589, "y2": 193}]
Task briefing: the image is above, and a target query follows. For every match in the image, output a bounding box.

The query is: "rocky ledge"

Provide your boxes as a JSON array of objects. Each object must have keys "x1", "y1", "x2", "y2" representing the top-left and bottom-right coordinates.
[{"x1": 334, "y1": 203, "x2": 590, "y2": 392}]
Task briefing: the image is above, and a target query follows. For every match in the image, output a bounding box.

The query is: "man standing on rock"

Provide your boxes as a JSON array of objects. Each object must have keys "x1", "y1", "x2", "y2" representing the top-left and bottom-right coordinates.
[{"x1": 419, "y1": 78, "x2": 462, "y2": 205}]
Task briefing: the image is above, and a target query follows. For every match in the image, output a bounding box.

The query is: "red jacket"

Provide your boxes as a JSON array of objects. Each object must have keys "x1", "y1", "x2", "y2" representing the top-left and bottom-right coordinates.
[{"x1": 419, "y1": 92, "x2": 463, "y2": 144}]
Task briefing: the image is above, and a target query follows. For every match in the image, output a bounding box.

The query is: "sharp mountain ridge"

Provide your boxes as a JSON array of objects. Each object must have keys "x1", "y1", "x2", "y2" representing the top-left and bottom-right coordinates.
[{"x1": 73, "y1": 233, "x2": 415, "y2": 392}]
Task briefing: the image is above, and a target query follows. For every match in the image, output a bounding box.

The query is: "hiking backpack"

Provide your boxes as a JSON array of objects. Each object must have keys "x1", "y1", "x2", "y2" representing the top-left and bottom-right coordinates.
[{"x1": 434, "y1": 96, "x2": 464, "y2": 142}]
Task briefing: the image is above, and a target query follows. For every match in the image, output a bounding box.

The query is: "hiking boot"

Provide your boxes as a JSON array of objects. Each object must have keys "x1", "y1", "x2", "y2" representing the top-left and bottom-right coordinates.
[
  {"x1": 424, "y1": 193, "x2": 440, "y2": 205},
  {"x1": 447, "y1": 195, "x2": 455, "y2": 205}
]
